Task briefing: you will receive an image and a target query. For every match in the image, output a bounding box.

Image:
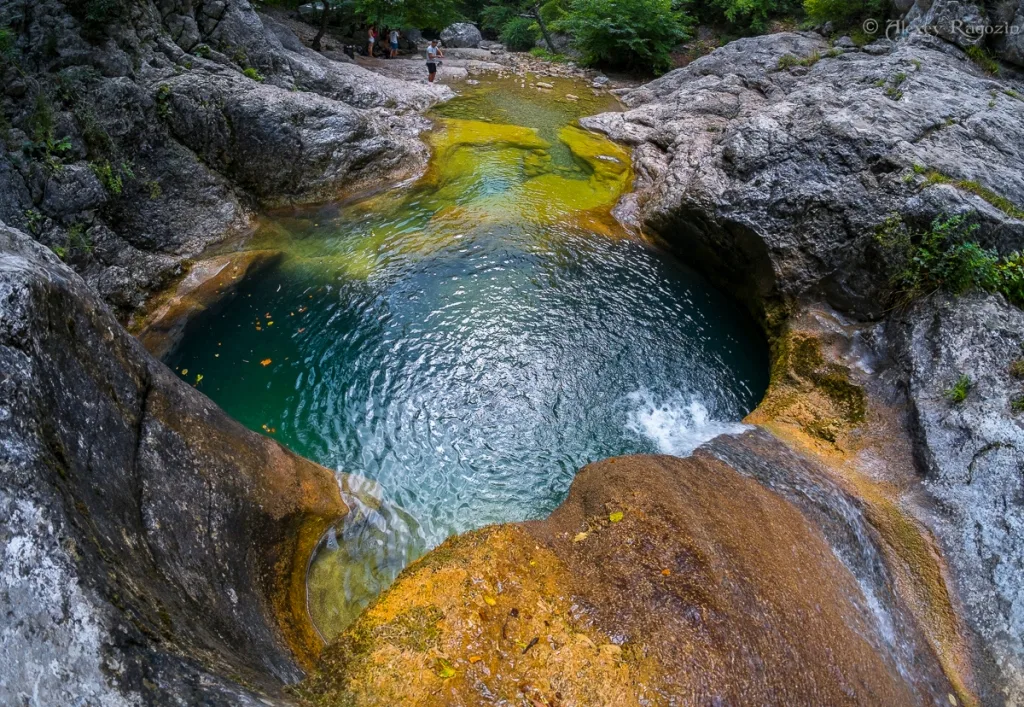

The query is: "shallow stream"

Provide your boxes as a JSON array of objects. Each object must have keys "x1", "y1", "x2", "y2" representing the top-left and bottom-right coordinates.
[{"x1": 167, "y1": 74, "x2": 769, "y2": 640}]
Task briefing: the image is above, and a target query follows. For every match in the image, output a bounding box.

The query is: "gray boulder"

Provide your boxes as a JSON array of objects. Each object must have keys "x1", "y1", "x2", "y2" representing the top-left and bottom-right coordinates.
[
  {"x1": 904, "y1": 0, "x2": 990, "y2": 48},
  {"x1": 582, "y1": 32, "x2": 1024, "y2": 318},
  {"x1": 893, "y1": 293, "x2": 1024, "y2": 706},
  {"x1": 440, "y1": 22, "x2": 483, "y2": 48},
  {"x1": 0, "y1": 223, "x2": 348, "y2": 704}
]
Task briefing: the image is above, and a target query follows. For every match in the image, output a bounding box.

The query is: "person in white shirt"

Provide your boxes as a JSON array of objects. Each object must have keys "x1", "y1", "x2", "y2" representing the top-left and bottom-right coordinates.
[
  {"x1": 389, "y1": 29, "x2": 400, "y2": 58},
  {"x1": 426, "y1": 40, "x2": 443, "y2": 82}
]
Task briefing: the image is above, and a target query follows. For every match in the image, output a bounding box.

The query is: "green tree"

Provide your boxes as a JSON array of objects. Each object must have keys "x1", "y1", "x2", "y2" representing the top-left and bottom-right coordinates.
[
  {"x1": 804, "y1": 0, "x2": 885, "y2": 27},
  {"x1": 704, "y1": 0, "x2": 802, "y2": 33},
  {"x1": 557, "y1": 0, "x2": 691, "y2": 73}
]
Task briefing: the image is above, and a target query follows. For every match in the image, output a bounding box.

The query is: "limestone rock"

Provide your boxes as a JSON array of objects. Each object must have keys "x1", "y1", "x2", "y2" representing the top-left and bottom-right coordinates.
[
  {"x1": 0, "y1": 0, "x2": 449, "y2": 321},
  {"x1": 440, "y1": 22, "x2": 483, "y2": 48},
  {"x1": 582, "y1": 32, "x2": 1024, "y2": 318},
  {"x1": 0, "y1": 223, "x2": 348, "y2": 704},
  {"x1": 301, "y1": 437, "x2": 954, "y2": 705},
  {"x1": 894, "y1": 293, "x2": 1024, "y2": 705}
]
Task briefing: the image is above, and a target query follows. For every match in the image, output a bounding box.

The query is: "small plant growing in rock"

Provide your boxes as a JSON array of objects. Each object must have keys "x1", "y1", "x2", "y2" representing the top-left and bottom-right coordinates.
[
  {"x1": 24, "y1": 209, "x2": 44, "y2": 235},
  {"x1": 194, "y1": 44, "x2": 211, "y2": 58},
  {"x1": 944, "y1": 374, "x2": 971, "y2": 404},
  {"x1": 155, "y1": 84, "x2": 172, "y2": 118},
  {"x1": 966, "y1": 45, "x2": 1000, "y2": 75},
  {"x1": 1009, "y1": 357, "x2": 1024, "y2": 379},
  {"x1": 1011, "y1": 394, "x2": 1024, "y2": 413},
  {"x1": 777, "y1": 53, "x2": 799, "y2": 70},
  {"x1": 243, "y1": 67, "x2": 265, "y2": 82}
]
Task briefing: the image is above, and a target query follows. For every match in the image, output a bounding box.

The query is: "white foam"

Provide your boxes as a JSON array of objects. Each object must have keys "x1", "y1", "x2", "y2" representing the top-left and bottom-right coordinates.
[{"x1": 625, "y1": 389, "x2": 748, "y2": 457}]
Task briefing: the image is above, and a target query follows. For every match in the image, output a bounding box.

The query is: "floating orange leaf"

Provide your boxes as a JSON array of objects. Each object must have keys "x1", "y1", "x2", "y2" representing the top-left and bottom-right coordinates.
[{"x1": 260, "y1": 358, "x2": 272, "y2": 366}]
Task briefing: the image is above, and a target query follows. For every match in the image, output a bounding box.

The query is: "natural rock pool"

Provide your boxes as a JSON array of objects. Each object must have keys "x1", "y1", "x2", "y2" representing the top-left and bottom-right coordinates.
[{"x1": 167, "y1": 75, "x2": 769, "y2": 640}]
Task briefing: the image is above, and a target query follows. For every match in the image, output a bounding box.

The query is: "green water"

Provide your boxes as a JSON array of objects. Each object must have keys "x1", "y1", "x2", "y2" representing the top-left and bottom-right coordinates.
[{"x1": 167, "y1": 74, "x2": 769, "y2": 640}]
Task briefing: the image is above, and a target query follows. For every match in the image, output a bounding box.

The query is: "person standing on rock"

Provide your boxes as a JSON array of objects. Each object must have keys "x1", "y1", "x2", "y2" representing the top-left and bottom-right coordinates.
[
  {"x1": 367, "y1": 26, "x2": 377, "y2": 57},
  {"x1": 426, "y1": 40, "x2": 443, "y2": 83},
  {"x1": 389, "y1": 28, "x2": 400, "y2": 58}
]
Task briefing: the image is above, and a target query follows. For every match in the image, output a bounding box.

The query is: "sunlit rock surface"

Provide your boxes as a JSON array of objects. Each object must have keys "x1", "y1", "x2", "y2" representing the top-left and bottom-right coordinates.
[
  {"x1": 0, "y1": 224, "x2": 346, "y2": 704},
  {"x1": 299, "y1": 437, "x2": 955, "y2": 706}
]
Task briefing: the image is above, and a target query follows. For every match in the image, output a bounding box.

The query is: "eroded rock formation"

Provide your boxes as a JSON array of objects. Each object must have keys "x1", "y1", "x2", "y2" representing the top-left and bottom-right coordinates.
[
  {"x1": 0, "y1": 223, "x2": 347, "y2": 704},
  {"x1": 0, "y1": 0, "x2": 449, "y2": 321},
  {"x1": 299, "y1": 442, "x2": 957, "y2": 705}
]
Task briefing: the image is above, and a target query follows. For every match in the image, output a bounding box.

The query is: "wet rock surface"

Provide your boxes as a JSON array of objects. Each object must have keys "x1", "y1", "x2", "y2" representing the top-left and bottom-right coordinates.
[
  {"x1": 0, "y1": 224, "x2": 347, "y2": 704},
  {"x1": 300, "y1": 441, "x2": 954, "y2": 706},
  {"x1": 582, "y1": 31, "x2": 1024, "y2": 318},
  {"x1": 894, "y1": 293, "x2": 1024, "y2": 705},
  {"x1": 0, "y1": 0, "x2": 449, "y2": 322}
]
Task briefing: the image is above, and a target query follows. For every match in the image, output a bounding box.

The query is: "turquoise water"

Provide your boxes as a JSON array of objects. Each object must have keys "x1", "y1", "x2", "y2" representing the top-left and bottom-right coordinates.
[{"x1": 166, "y1": 75, "x2": 769, "y2": 639}]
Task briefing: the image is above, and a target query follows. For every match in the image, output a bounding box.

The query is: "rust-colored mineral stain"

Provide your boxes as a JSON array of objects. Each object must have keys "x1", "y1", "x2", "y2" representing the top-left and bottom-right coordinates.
[{"x1": 298, "y1": 455, "x2": 938, "y2": 706}]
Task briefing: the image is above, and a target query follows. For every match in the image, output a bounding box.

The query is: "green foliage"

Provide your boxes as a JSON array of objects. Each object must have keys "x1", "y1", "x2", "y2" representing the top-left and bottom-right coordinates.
[
  {"x1": 24, "y1": 209, "x2": 44, "y2": 235},
  {"x1": 803, "y1": 0, "x2": 884, "y2": 28},
  {"x1": 480, "y1": 5, "x2": 518, "y2": 33},
  {"x1": 243, "y1": 67, "x2": 265, "y2": 81},
  {"x1": 0, "y1": 25, "x2": 15, "y2": 59},
  {"x1": 529, "y1": 46, "x2": 568, "y2": 62},
  {"x1": 777, "y1": 50, "x2": 819, "y2": 70},
  {"x1": 705, "y1": 0, "x2": 801, "y2": 33},
  {"x1": 965, "y1": 45, "x2": 1000, "y2": 75},
  {"x1": 194, "y1": 44, "x2": 212, "y2": 58},
  {"x1": 912, "y1": 168, "x2": 1024, "y2": 220},
  {"x1": 1009, "y1": 358, "x2": 1024, "y2": 378},
  {"x1": 875, "y1": 214, "x2": 1024, "y2": 308},
  {"x1": 1011, "y1": 394, "x2": 1024, "y2": 413},
  {"x1": 355, "y1": 0, "x2": 459, "y2": 30},
  {"x1": 91, "y1": 160, "x2": 134, "y2": 196},
  {"x1": 556, "y1": 0, "x2": 691, "y2": 73},
  {"x1": 499, "y1": 17, "x2": 538, "y2": 50},
  {"x1": 944, "y1": 374, "x2": 971, "y2": 405},
  {"x1": 156, "y1": 84, "x2": 172, "y2": 118}
]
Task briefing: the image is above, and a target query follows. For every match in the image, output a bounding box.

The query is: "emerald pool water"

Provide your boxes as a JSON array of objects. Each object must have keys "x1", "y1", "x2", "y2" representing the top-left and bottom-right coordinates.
[{"x1": 166, "y1": 74, "x2": 769, "y2": 640}]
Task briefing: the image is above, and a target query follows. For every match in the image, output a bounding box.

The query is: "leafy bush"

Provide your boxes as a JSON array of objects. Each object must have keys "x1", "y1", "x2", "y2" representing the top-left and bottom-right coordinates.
[
  {"x1": 480, "y1": 4, "x2": 518, "y2": 33},
  {"x1": 875, "y1": 214, "x2": 1024, "y2": 308},
  {"x1": 705, "y1": 0, "x2": 802, "y2": 33},
  {"x1": 803, "y1": 0, "x2": 884, "y2": 28},
  {"x1": 557, "y1": 0, "x2": 691, "y2": 73},
  {"x1": 499, "y1": 17, "x2": 538, "y2": 50},
  {"x1": 243, "y1": 67, "x2": 265, "y2": 81}
]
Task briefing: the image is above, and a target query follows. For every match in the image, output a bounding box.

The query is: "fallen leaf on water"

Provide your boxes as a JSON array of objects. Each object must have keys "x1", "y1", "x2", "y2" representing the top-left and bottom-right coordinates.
[
  {"x1": 468, "y1": 655, "x2": 482, "y2": 664},
  {"x1": 195, "y1": 374, "x2": 204, "y2": 386},
  {"x1": 260, "y1": 358, "x2": 272, "y2": 366},
  {"x1": 267, "y1": 321, "x2": 274, "y2": 326},
  {"x1": 483, "y1": 595, "x2": 497, "y2": 606},
  {"x1": 573, "y1": 532, "x2": 588, "y2": 543},
  {"x1": 181, "y1": 368, "x2": 188, "y2": 376},
  {"x1": 214, "y1": 353, "x2": 220, "y2": 358},
  {"x1": 609, "y1": 511, "x2": 623, "y2": 523},
  {"x1": 297, "y1": 328, "x2": 306, "y2": 333},
  {"x1": 661, "y1": 569, "x2": 671, "y2": 576}
]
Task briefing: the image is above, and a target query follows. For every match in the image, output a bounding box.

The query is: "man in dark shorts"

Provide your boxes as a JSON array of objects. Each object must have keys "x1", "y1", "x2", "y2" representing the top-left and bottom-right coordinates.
[{"x1": 426, "y1": 40, "x2": 443, "y2": 83}]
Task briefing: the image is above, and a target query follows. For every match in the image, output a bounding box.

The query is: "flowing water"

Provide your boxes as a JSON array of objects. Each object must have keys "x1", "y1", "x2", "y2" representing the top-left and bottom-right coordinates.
[{"x1": 167, "y1": 74, "x2": 769, "y2": 640}]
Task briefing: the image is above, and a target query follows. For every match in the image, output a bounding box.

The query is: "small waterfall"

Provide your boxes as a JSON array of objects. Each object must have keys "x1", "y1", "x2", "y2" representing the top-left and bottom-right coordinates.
[{"x1": 625, "y1": 388, "x2": 749, "y2": 457}]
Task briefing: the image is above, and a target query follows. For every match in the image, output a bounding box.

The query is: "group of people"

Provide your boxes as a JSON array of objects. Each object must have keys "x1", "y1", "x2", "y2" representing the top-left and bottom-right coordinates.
[{"x1": 365, "y1": 27, "x2": 444, "y2": 82}]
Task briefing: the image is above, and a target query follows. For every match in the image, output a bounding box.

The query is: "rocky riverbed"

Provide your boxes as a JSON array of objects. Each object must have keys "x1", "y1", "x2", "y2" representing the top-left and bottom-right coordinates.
[{"x1": 2, "y1": 0, "x2": 1024, "y2": 705}]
